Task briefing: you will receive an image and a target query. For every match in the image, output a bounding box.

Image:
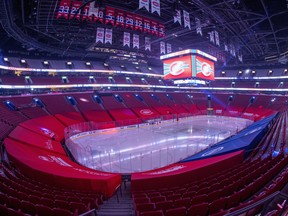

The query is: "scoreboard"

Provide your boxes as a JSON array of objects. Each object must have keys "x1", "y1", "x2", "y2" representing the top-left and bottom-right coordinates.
[{"x1": 160, "y1": 49, "x2": 217, "y2": 81}]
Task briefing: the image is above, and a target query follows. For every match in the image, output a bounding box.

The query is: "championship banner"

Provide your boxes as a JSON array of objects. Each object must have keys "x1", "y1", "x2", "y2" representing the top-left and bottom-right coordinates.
[
  {"x1": 224, "y1": 43, "x2": 228, "y2": 52},
  {"x1": 195, "y1": 18, "x2": 202, "y2": 36},
  {"x1": 115, "y1": 10, "x2": 125, "y2": 28},
  {"x1": 209, "y1": 31, "x2": 215, "y2": 44},
  {"x1": 151, "y1": 20, "x2": 158, "y2": 36},
  {"x1": 133, "y1": 34, "x2": 140, "y2": 49},
  {"x1": 173, "y1": 10, "x2": 181, "y2": 25},
  {"x1": 105, "y1": 6, "x2": 115, "y2": 26},
  {"x1": 151, "y1": 0, "x2": 161, "y2": 15},
  {"x1": 69, "y1": 1, "x2": 81, "y2": 20},
  {"x1": 95, "y1": 7, "x2": 105, "y2": 23},
  {"x1": 96, "y1": 27, "x2": 104, "y2": 43},
  {"x1": 105, "y1": 28, "x2": 113, "y2": 44},
  {"x1": 57, "y1": 0, "x2": 71, "y2": 20},
  {"x1": 158, "y1": 24, "x2": 165, "y2": 37},
  {"x1": 238, "y1": 54, "x2": 243, "y2": 62},
  {"x1": 125, "y1": 13, "x2": 134, "y2": 30},
  {"x1": 88, "y1": 1, "x2": 98, "y2": 22},
  {"x1": 145, "y1": 37, "x2": 151, "y2": 51},
  {"x1": 214, "y1": 31, "x2": 220, "y2": 46},
  {"x1": 160, "y1": 41, "x2": 166, "y2": 54},
  {"x1": 123, "y1": 32, "x2": 131, "y2": 47},
  {"x1": 82, "y1": 3, "x2": 90, "y2": 21},
  {"x1": 139, "y1": 0, "x2": 150, "y2": 12},
  {"x1": 167, "y1": 43, "x2": 172, "y2": 53},
  {"x1": 143, "y1": 18, "x2": 151, "y2": 34},
  {"x1": 183, "y1": 10, "x2": 191, "y2": 29},
  {"x1": 134, "y1": 15, "x2": 143, "y2": 32}
]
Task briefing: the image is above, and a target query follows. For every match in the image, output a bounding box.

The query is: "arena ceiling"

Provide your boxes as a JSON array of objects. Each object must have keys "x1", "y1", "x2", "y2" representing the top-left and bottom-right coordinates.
[{"x1": 0, "y1": 0, "x2": 287, "y2": 68}]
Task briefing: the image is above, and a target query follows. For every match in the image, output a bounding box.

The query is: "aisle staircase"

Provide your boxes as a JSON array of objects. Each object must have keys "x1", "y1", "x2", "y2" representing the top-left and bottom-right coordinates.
[{"x1": 97, "y1": 181, "x2": 135, "y2": 216}]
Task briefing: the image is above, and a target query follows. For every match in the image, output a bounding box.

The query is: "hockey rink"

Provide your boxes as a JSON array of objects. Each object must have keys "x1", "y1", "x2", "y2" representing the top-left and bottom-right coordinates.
[{"x1": 67, "y1": 116, "x2": 252, "y2": 173}]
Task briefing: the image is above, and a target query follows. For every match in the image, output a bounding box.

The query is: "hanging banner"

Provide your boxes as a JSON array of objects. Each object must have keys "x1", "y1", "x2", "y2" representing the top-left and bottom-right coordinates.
[
  {"x1": 57, "y1": 0, "x2": 71, "y2": 20},
  {"x1": 158, "y1": 24, "x2": 165, "y2": 37},
  {"x1": 151, "y1": 20, "x2": 158, "y2": 36},
  {"x1": 215, "y1": 31, "x2": 220, "y2": 46},
  {"x1": 143, "y1": 18, "x2": 151, "y2": 34},
  {"x1": 224, "y1": 43, "x2": 228, "y2": 52},
  {"x1": 151, "y1": 0, "x2": 161, "y2": 16},
  {"x1": 105, "y1": 28, "x2": 113, "y2": 44},
  {"x1": 69, "y1": 1, "x2": 81, "y2": 20},
  {"x1": 123, "y1": 32, "x2": 131, "y2": 47},
  {"x1": 133, "y1": 34, "x2": 140, "y2": 49},
  {"x1": 88, "y1": 2, "x2": 98, "y2": 22},
  {"x1": 105, "y1": 6, "x2": 115, "y2": 26},
  {"x1": 238, "y1": 54, "x2": 243, "y2": 62},
  {"x1": 139, "y1": 0, "x2": 150, "y2": 12},
  {"x1": 183, "y1": 10, "x2": 191, "y2": 29},
  {"x1": 134, "y1": 15, "x2": 143, "y2": 32},
  {"x1": 126, "y1": 13, "x2": 134, "y2": 30},
  {"x1": 145, "y1": 37, "x2": 151, "y2": 51},
  {"x1": 167, "y1": 43, "x2": 172, "y2": 53},
  {"x1": 95, "y1": 7, "x2": 105, "y2": 23},
  {"x1": 96, "y1": 27, "x2": 105, "y2": 43},
  {"x1": 195, "y1": 18, "x2": 202, "y2": 36},
  {"x1": 209, "y1": 31, "x2": 215, "y2": 44},
  {"x1": 173, "y1": 10, "x2": 182, "y2": 25},
  {"x1": 115, "y1": 10, "x2": 125, "y2": 28},
  {"x1": 160, "y1": 41, "x2": 165, "y2": 54},
  {"x1": 82, "y1": 3, "x2": 90, "y2": 21}
]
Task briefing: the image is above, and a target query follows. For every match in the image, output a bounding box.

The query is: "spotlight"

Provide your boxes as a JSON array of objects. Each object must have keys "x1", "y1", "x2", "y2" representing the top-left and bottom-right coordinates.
[{"x1": 3, "y1": 57, "x2": 9, "y2": 62}]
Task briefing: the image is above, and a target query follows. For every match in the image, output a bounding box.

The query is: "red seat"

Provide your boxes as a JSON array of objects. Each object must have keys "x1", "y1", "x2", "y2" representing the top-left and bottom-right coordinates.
[
  {"x1": 150, "y1": 196, "x2": 166, "y2": 203},
  {"x1": 209, "y1": 197, "x2": 227, "y2": 214},
  {"x1": 174, "y1": 197, "x2": 191, "y2": 208},
  {"x1": 166, "y1": 206, "x2": 187, "y2": 216},
  {"x1": 139, "y1": 210, "x2": 164, "y2": 216},
  {"x1": 136, "y1": 203, "x2": 155, "y2": 212},
  {"x1": 20, "y1": 200, "x2": 36, "y2": 215},
  {"x1": 155, "y1": 200, "x2": 173, "y2": 212},
  {"x1": 53, "y1": 207, "x2": 74, "y2": 216},
  {"x1": 36, "y1": 204, "x2": 54, "y2": 215},
  {"x1": 187, "y1": 202, "x2": 209, "y2": 216}
]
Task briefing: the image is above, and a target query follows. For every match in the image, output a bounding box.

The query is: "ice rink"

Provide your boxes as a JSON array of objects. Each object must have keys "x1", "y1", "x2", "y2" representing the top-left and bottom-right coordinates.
[{"x1": 67, "y1": 116, "x2": 252, "y2": 173}]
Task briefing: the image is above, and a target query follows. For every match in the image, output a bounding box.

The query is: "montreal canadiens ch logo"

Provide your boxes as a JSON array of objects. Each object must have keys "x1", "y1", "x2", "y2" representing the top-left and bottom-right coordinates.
[
  {"x1": 140, "y1": 109, "x2": 153, "y2": 115},
  {"x1": 169, "y1": 61, "x2": 185, "y2": 76},
  {"x1": 201, "y1": 62, "x2": 212, "y2": 77}
]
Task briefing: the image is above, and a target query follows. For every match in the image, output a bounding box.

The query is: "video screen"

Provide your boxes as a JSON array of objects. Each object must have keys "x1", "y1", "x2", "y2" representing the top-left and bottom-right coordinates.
[
  {"x1": 161, "y1": 49, "x2": 216, "y2": 81},
  {"x1": 195, "y1": 56, "x2": 215, "y2": 81},
  {"x1": 163, "y1": 55, "x2": 192, "y2": 80}
]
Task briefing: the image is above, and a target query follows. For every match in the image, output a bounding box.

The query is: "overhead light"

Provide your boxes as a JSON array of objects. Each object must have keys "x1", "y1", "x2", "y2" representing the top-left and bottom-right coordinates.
[
  {"x1": 238, "y1": 70, "x2": 243, "y2": 74},
  {"x1": 271, "y1": 98, "x2": 276, "y2": 102},
  {"x1": 268, "y1": 70, "x2": 273, "y2": 73},
  {"x1": 136, "y1": 66, "x2": 139, "y2": 69},
  {"x1": 20, "y1": 59, "x2": 26, "y2": 64},
  {"x1": 251, "y1": 70, "x2": 256, "y2": 74},
  {"x1": 85, "y1": 62, "x2": 91, "y2": 66},
  {"x1": 284, "y1": 69, "x2": 288, "y2": 73},
  {"x1": 104, "y1": 63, "x2": 109, "y2": 67},
  {"x1": 3, "y1": 57, "x2": 9, "y2": 62},
  {"x1": 245, "y1": 69, "x2": 250, "y2": 74},
  {"x1": 121, "y1": 65, "x2": 125, "y2": 68},
  {"x1": 43, "y1": 61, "x2": 49, "y2": 65},
  {"x1": 66, "y1": 61, "x2": 72, "y2": 65},
  {"x1": 221, "y1": 71, "x2": 225, "y2": 74},
  {"x1": 148, "y1": 67, "x2": 152, "y2": 70}
]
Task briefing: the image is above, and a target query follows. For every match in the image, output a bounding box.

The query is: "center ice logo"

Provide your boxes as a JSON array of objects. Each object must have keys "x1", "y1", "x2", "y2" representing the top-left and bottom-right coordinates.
[{"x1": 140, "y1": 109, "x2": 153, "y2": 115}]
